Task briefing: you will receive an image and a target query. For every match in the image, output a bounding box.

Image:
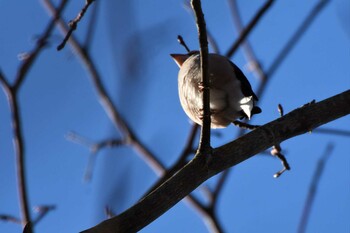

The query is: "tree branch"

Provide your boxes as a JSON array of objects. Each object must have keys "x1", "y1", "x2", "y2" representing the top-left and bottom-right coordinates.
[
  {"x1": 297, "y1": 143, "x2": 334, "y2": 233},
  {"x1": 0, "y1": 3, "x2": 69, "y2": 231},
  {"x1": 81, "y1": 90, "x2": 350, "y2": 233},
  {"x1": 43, "y1": 0, "x2": 165, "y2": 176},
  {"x1": 225, "y1": 0, "x2": 275, "y2": 58},
  {"x1": 57, "y1": 0, "x2": 95, "y2": 50},
  {"x1": 192, "y1": 0, "x2": 211, "y2": 154},
  {"x1": 256, "y1": 0, "x2": 330, "y2": 98}
]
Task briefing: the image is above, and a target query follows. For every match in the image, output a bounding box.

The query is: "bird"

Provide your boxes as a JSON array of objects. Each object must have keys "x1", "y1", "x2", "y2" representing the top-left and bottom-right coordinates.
[{"x1": 171, "y1": 51, "x2": 261, "y2": 129}]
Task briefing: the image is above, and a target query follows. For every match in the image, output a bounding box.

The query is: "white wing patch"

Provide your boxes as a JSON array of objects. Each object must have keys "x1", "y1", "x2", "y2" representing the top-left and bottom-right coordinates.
[{"x1": 240, "y1": 96, "x2": 254, "y2": 119}]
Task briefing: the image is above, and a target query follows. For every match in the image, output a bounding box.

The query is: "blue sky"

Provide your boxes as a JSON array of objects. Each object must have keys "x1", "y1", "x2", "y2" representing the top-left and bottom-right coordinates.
[{"x1": 0, "y1": 0, "x2": 349, "y2": 233}]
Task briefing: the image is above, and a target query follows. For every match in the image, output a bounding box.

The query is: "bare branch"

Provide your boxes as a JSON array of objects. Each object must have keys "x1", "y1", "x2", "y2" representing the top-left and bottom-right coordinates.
[
  {"x1": 2, "y1": 80, "x2": 30, "y2": 228},
  {"x1": 0, "y1": 214, "x2": 22, "y2": 224},
  {"x1": 66, "y1": 131, "x2": 125, "y2": 154},
  {"x1": 0, "y1": 2, "x2": 69, "y2": 231},
  {"x1": 32, "y1": 205, "x2": 56, "y2": 225},
  {"x1": 232, "y1": 120, "x2": 259, "y2": 130},
  {"x1": 66, "y1": 131, "x2": 126, "y2": 181},
  {"x1": 183, "y1": 1, "x2": 220, "y2": 54},
  {"x1": 83, "y1": 0, "x2": 99, "y2": 49},
  {"x1": 227, "y1": 0, "x2": 267, "y2": 82},
  {"x1": 256, "y1": 0, "x2": 330, "y2": 98},
  {"x1": 210, "y1": 169, "x2": 229, "y2": 207},
  {"x1": 271, "y1": 144, "x2": 290, "y2": 178},
  {"x1": 314, "y1": 127, "x2": 350, "y2": 137},
  {"x1": 297, "y1": 143, "x2": 334, "y2": 233},
  {"x1": 81, "y1": 90, "x2": 350, "y2": 233},
  {"x1": 1, "y1": 72, "x2": 31, "y2": 228},
  {"x1": 13, "y1": 0, "x2": 68, "y2": 91},
  {"x1": 43, "y1": 0, "x2": 165, "y2": 176},
  {"x1": 225, "y1": 0, "x2": 275, "y2": 58},
  {"x1": 57, "y1": 0, "x2": 95, "y2": 51},
  {"x1": 105, "y1": 206, "x2": 115, "y2": 219},
  {"x1": 191, "y1": 0, "x2": 212, "y2": 155},
  {"x1": 177, "y1": 35, "x2": 191, "y2": 53}
]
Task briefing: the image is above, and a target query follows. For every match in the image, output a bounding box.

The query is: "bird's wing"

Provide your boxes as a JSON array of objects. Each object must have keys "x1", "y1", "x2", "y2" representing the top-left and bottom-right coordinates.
[{"x1": 228, "y1": 60, "x2": 259, "y2": 101}]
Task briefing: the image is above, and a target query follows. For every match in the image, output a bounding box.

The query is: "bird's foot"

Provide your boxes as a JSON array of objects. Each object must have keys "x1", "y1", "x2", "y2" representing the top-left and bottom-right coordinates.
[{"x1": 232, "y1": 120, "x2": 259, "y2": 130}]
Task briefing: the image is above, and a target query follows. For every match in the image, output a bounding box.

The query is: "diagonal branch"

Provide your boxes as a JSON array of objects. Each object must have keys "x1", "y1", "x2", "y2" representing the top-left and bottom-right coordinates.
[
  {"x1": 225, "y1": 0, "x2": 275, "y2": 58},
  {"x1": 57, "y1": 0, "x2": 95, "y2": 50},
  {"x1": 256, "y1": 0, "x2": 330, "y2": 98},
  {"x1": 297, "y1": 143, "x2": 334, "y2": 233},
  {"x1": 228, "y1": 0, "x2": 267, "y2": 82},
  {"x1": 43, "y1": 0, "x2": 165, "y2": 175},
  {"x1": 81, "y1": 90, "x2": 350, "y2": 233},
  {"x1": 13, "y1": 0, "x2": 68, "y2": 91}
]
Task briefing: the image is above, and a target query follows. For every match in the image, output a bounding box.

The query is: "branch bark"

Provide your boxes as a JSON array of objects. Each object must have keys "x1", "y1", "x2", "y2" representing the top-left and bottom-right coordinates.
[
  {"x1": 192, "y1": 0, "x2": 211, "y2": 154},
  {"x1": 82, "y1": 90, "x2": 350, "y2": 233}
]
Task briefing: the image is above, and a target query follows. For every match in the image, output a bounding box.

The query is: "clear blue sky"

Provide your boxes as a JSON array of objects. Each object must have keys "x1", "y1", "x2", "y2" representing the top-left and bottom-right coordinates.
[{"x1": 0, "y1": 1, "x2": 349, "y2": 233}]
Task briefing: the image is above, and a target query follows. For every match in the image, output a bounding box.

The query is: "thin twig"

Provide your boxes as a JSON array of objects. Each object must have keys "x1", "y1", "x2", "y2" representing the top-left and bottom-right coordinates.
[
  {"x1": 183, "y1": 1, "x2": 220, "y2": 54},
  {"x1": 32, "y1": 205, "x2": 56, "y2": 225},
  {"x1": 57, "y1": 0, "x2": 95, "y2": 50},
  {"x1": 225, "y1": 0, "x2": 275, "y2": 58},
  {"x1": 0, "y1": 214, "x2": 22, "y2": 224},
  {"x1": 232, "y1": 120, "x2": 260, "y2": 130},
  {"x1": 219, "y1": 0, "x2": 329, "y2": 200},
  {"x1": 83, "y1": 0, "x2": 99, "y2": 50},
  {"x1": 0, "y1": 1, "x2": 69, "y2": 225},
  {"x1": 210, "y1": 169, "x2": 230, "y2": 207},
  {"x1": 271, "y1": 144, "x2": 290, "y2": 178},
  {"x1": 43, "y1": 0, "x2": 165, "y2": 176},
  {"x1": 256, "y1": 0, "x2": 330, "y2": 98},
  {"x1": 104, "y1": 206, "x2": 115, "y2": 219},
  {"x1": 314, "y1": 127, "x2": 350, "y2": 137},
  {"x1": 278, "y1": 103, "x2": 284, "y2": 117},
  {"x1": 177, "y1": 35, "x2": 191, "y2": 53},
  {"x1": 297, "y1": 143, "x2": 334, "y2": 233},
  {"x1": 13, "y1": 0, "x2": 68, "y2": 91},
  {"x1": 66, "y1": 131, "x2": 126, "y2": 181},
  {"x1": 227, "y1": 0, "x2": 267, "y2": 82}
]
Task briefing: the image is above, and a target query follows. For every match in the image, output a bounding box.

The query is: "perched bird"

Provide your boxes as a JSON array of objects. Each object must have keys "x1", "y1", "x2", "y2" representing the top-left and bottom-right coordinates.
[{"x1": 171, "y1": 51, "x2": 261, "y2": 129}]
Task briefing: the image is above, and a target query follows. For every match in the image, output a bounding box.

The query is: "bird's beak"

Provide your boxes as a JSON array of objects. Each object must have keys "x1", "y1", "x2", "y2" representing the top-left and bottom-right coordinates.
[{"x1": 170, "y1": 54, "x2": 189, "y2": 68}]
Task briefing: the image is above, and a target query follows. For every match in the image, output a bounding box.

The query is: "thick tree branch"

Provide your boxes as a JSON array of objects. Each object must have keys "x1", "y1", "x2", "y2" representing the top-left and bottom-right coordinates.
[{"x1": 82, "y1": 90, "x2": 350, "y2": 233}]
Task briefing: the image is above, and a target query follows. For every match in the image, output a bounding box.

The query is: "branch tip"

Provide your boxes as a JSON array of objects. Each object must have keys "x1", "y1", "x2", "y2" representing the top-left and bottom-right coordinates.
[{"x1": 177, "y1": 35, "x2": 191, "y2": 52}]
